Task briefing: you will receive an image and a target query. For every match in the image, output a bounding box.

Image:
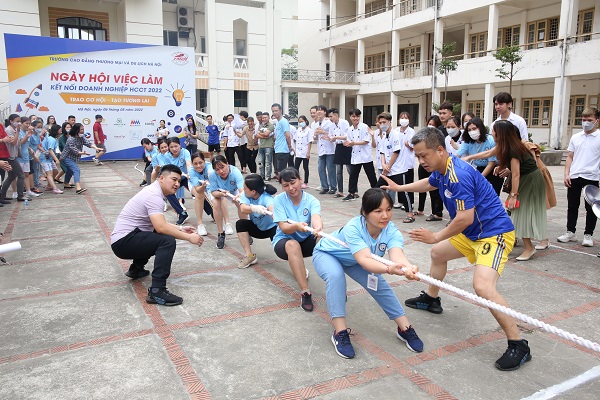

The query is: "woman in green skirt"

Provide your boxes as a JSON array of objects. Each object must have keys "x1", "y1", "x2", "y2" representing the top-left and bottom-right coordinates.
[{"x1": 493, "y1": 120, "x2": 547, "y2": 261}]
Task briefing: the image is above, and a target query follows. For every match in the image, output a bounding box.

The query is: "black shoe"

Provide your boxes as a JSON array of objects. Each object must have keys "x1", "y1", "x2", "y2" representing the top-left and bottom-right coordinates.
[
  {"x1": 405, "y1": 291, "x2": 443, "y2": 314},
  {"x1": 146, "y1": 287, "x2": 183, "y2": 306},
  {"x1": 327, "y1": 190, "x2": 336, "y2": 194},
  {"x1": 319, "y1": 189, "x2": 329, "y2": 194},
  {"x1": 176, "y1": 212, "x2": 189, "y2": 226},
  {"x1": 249, "y1": 237, "x2": 254, "y2": 245},
  {"x1": 300, "y1": 291, "x2": 313, "y2": 312},
  {"x1": 139, "y1": 180, "x2": 147, "y2": 187},
  {"x1": 0, "y1": 199, "x2": 10, "y2": 205},
  {"x1": 216, "y1": 232, "x2": 226, "y2": 249},
  {"x1": 17, "y1": 197, "x2": 32, "y2": 202},
  {"x1": 125, "y1": 265, "x2": 150, "y2": 279},
  {"x1": 342, "y1": 194, "x2": 355, "y2": 202},
  {"x1": 495, "y1": 340, "x2": 531, "y2": 371}
]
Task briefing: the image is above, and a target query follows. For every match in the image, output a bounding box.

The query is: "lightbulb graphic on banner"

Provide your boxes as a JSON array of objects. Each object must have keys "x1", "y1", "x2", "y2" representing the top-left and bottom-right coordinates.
[{"x1": 172, "y1": 89, "x2": 185, "y2": 106}]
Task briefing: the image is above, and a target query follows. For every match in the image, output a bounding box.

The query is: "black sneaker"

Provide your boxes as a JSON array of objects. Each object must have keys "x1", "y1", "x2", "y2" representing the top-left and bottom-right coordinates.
[
  {"x1": 319, "y1": 189, "x2": 329, "y2": 194},
  {"x1": 495, "y1": 339, "x2": 531, "y2": 371},
  {"x1": 146, "y1": 287, "x2": 183, "y2": 306},
  {"x1": 327, "y1": 190, "x2": 336, "y2": 194},
  {"x1": 216, "y1": 232, "x2": 226, "y2": 249},
  {"x1": 176, "y1": 212, "x2": 189, "y2": 226},
  {"x1": 0, "y1": 199, "x2": 10, "y2": 205},
  {"x1": 249, "y1": 237, "x2": 254, "y2": 245},
  {"x1": 342, "y1": 194, "x2": 355, "y2": 202},
  {"x1": 300, "y1": 291, "x2": 313, "y2": 312},
  {"x1": 139, "y1": 180, "x2": 147, "y2": 187},
  {"x1": 405, "y1": 291, "x2": 443, "y2": 314},
  {"x1": 125, "y1": 265, "x2": 150, "y2": 279}
]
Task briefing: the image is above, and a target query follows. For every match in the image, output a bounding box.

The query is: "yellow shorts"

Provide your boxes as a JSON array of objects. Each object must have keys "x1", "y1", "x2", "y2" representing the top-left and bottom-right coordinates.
[{"x1": 449, "y1": 231, "x2": 515, "y2": 275}]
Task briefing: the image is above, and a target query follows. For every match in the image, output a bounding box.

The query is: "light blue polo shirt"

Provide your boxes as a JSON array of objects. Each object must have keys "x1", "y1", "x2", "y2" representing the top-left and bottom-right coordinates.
[
  {"x1": 272, "y1": 191, "x2": 321, "y2": 246},
  {"x1": 456, "y1": 135, "x2": 498, "y2": 167},
  {"x1": 189, "y1": 162, "x2": 213, "y2": 187},
  {"x1": 153, "y1": 151, "x2": 169, "y2": 168},
  {"x1": 274, "y1": 118, "x2": 291, "y2": 154},
  {"x1": 164, "y1": 148, "x2": 191, "y2": 174},
  {"x1": 208, "y1": 165, "x2": 244, "y2": 194},
  {"x1": 145, "y1": 147, "x2": 158, "y2": 163},
  {"x1": 17, "y1": 130, "x2": 31, "y2": 162},
  {"x1": 240, "y1": 192, "x2": 277, "y2": 231},
  {"x1": 40, "y1": 136, "x2": 58, "y2": 163}
]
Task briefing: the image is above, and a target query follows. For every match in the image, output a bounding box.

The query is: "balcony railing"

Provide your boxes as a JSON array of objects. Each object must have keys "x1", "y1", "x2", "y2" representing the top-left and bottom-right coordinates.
[
  {"x1": 234, "y1": 56, "x2": 248, "y2": 70},
  {"x1": 282, "y1": 68, "x2": 357, "y2": 83},
  {"x1": 396, "y1": 0, "x2": 435, "y2": 18}
]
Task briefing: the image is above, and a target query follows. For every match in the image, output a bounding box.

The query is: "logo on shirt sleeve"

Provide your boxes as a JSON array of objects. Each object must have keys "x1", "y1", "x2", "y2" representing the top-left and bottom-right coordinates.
[{"x1": 303, "y1": 208, "x2": 309, "y2": 216}]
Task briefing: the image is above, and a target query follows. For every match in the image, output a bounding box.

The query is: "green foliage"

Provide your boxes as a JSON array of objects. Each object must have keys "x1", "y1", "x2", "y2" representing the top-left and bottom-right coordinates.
[
  {"x1": 431, "y1": 102, "x2": 461, "y2": 115},
  {"x1": 494, "y1": 45, "x2": 523, "y2": 93},
  {"x1": 436, "y1": 42, "x2": 458, "y2": 101}
]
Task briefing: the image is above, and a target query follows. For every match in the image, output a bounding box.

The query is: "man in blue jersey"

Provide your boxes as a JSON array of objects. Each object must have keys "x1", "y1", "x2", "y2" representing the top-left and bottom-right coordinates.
[
  {"x1": 205, "y1": 115, "x2": 221, "y2": 154},
  {"x1": 381, "y1": 127, "x2": 531, "y2": 372}
]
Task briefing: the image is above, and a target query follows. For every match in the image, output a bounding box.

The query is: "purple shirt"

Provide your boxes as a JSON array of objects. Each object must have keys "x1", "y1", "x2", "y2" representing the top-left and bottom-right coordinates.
[{"x1": 110, "y1": 181, "x2": 166, "y2": 244}]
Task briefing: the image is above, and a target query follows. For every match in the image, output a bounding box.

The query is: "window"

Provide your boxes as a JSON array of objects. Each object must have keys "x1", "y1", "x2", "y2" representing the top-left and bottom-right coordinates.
[
  {"x1": 576, "y1": 9, "x2": 594, "y2": 42},
  {"x1": 234, "y1": 90, "x2": 248, "y2": 108},
  {"x1": 235, "y1": 39, "x2": 246, "y2": 56},
  {"x1": 467, "y1": 101, "x2": 484, "y2": 120},
  {"x1": 522, "y1": 98, "x2": 552, "y2": 127},
  {"x1": 162, "y1": 0, "x2": 177, "y2": 3},
  {"x1": 526, "y1": 17, "x2": 559, "y2": 49},
  {"x1": 196, "y1": 89, "x2": 207, "y2": 112},
  {"x1": 399, "y1": 46, "x2": 421, "y2": 77},
  {"x1": 568, "y1": 96, "x2": 586, "y2": 127},
  {"x1": 364, "y1": 52, "x2": 386, "y2": 74},
  {"x1": 366, "y1": 0, "x2": 389, "y2": 18},
  {"x1": 163, "y1": 30, "x2": 178, "y2": 46},
  {"x1": 470, "y1": 32, "x2": 487, "y2": 57},
  {"x1": 498, "y1": 25, "x2": 520, "y2": 48},
  {"x1": 57, "y1": 17, "x2": 106, "y2": 41},
  {"x1": 363, "y1": 105, "x2": 385, "y2": 127},
  {"x1": 200, "y1": 36, "x2": 206, "y2": 54}
]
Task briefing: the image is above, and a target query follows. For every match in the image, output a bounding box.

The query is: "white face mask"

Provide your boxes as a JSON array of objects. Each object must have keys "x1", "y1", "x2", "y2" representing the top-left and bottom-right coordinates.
[
  {"x1": 582, "y1": 121, "x2": 596, "y2": 132},
  {"x1": 468, "y1": 130, "x2": 481, "y2": 140},
  {"x1": 299, "y1": 122, "x2": 306, "y2": 128},
  {"x1": 380, "y1": 124, "x2": 389, "y2": 132},
  {"x1": 78, "y1": 133, "x2": 84, "y2": 138},
  {"x1": 399, "y1": 119, "x2": 409, "y2": 127},
  {"x1": 447, "y1": 127, "x2": 459, "y2": 137}
]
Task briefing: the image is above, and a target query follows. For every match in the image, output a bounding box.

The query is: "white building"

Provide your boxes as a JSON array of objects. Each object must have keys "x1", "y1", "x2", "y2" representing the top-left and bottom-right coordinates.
[
  {"x1": 0, "y1": 0, "x2": 293, "y2": 121},
  {"x1": 291, "y1": 0, "x2": 600, "y2": 148}
]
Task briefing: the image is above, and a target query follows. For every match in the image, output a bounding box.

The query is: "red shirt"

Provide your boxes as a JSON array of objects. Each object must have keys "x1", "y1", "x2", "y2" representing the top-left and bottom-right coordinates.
[
  {"x1": 93, "y1": 121, "x2": 106, "y2": 144},
  {"x1": 0, "y1": 125, "x2": 10, "y2": 158}
]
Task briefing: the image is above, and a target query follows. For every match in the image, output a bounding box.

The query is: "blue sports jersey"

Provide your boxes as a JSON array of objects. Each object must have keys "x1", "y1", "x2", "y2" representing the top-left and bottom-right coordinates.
[
  {"x1": 274, "y1": 118, "x2": 291, "y2": 153},
  {"x1": 456, "y1": 136, "x2": 498, "y2": 167},
  {"x1": 164, "y1": 149, "x2": 191, "y2": 174},
  {"x1": 240, "y1": 192, "x2": 277, "y2": 231},
  {"x1": 272, "y1": 191, "x2": 321, "y2": 246},
  {"x1": 208, "y1": 165, "x2": 244, "y2": 194},
  {"x1": 429, "y1": 155, "x2": 514, "y2": 240},
  {"x1": 315, "y1": 215, "x2": 404, "y2": 266},
  {"x1": 206, "y1": 125, "x2": 220, "y2": 145},
  {"x1": 154, "y1": 152, "x2": 169, "y2": 168},
  {"x1": 144, "y1": 147, "x2": 158, "y2": 163},
  {"x1": 189, "y1": 162, "x2": 213, "y2": 187},
  {"x1": 40, "y1": 136, "x2": 58, "y2": 163}
]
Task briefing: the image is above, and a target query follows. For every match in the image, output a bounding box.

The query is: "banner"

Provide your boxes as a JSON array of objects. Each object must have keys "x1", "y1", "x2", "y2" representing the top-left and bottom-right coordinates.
[{"x1": 5, "y1": 33, "x2": 196, "y2": 159}]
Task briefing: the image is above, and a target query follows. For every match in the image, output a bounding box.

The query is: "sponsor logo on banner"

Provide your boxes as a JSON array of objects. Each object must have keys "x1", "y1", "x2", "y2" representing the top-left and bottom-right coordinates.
[
  {"x1": 113, "y1": 135, "x2": 126, "y2": 140},
  {"x1": 82, "y1": 118, "x2": 91, "y2": 125},
  {"x1": 130, "y1": 120, "x2": 141, "y2": 126},
  {"x1": 114, "y1": 118, "x2": 125, "y2": 126},
  {"x1": 172, "y1": 52, "x2": 189, "y2": 65},
  {"x1": 145, "y1": 119, "x2": 156, "y2": 126}
]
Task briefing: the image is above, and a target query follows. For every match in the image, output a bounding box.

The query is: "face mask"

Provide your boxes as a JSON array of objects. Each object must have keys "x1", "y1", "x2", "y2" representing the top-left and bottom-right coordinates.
[
  {"x1": 12, "y1": 122, "x2": 19, "y2": 128},
  {"x1": 447, "y1": 127, "x2": 459, "y2": 137},
  {"x1": 463, "y1": 121, "x2": 469, "y2": 128},
  {"x1": 582, "y1": 121, "x2": 596, "y2": 132},
  {"x1": 380, "y1": 124, "x2": 389, "y2": 132},
  {"x1": 299, "y1": 122, "x2": 306, "y2": 128},
  {"x1": 35, "y1": 128, "x2": 42, "y2": 134},
  {"x1": 468, "y1": 130, "x2": 481, "y2": 140},
  {"x1": 188, "y1": 122, "x2": 193, "y2": 126},
  {"x1": 399, "y1": 119, "x2": 409, "y2": 127},
  {"x1": 78, "y1": 133, "x2": 84, "y2": 138}
]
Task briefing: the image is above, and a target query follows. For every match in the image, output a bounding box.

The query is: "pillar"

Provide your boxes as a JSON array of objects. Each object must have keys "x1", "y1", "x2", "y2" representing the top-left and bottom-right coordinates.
[
  {"x1": 390, "y1": 92, "x2": 398, "y2": 124},
  {"x1": 550, "y1": 76, "x2": 572, "y2": 149},
  {"x1": 339, "y1": 90, "x2": 346, "y2": 119},
  {"x1": 329, "y1": 47, "x2": 336, "y2": 81},
  {"x1": 519, "y1": 11, "x2": 527, "y2": 46},
  {"x1": 487, "y1": 4, "x2": 499, "y2": 53},
  {"x1": 283, "y1": 87, "x2": 289, "y2": 114},
  {"x1": 461, "y1": 89, "x2": 467, "y2": 118},
  {"x1": 357, "y1": 39, "x2": 365, "y2": 73},
  {"x1": 483, "y1": 83, "x2": 495, "y2": 127},
  {"x1": 391, "y1": 30, "x2": 400, "y2": 74},
  {"x1": 206, "y1": 0, "x2": 219, "y2": 115},
  {"x1": 357, "y1": 0, "x2": 365, "y2": 19},
  {"x1": 463, "y1": 23, "x2": 470, "y2": 59},
  {"x1": 431, "y1": 17, "x2": 444, "y2": 109},
  {"x1": 330, "y1": 0, "x2": 337, "y2": 27},
  {"x1": 356, "y1": 94, "x2": 364, "y2": 112}
]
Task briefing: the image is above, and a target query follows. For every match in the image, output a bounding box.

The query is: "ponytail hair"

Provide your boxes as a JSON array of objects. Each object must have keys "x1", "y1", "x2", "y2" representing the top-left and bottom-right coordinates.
[{"x1": 245, "y1": 173, "x2": 277, "y2": 195}]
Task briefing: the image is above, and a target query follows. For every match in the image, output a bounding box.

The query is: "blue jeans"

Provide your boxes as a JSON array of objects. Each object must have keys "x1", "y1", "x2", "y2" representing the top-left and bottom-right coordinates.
[
  {"x1": 63, "y1": 158, "x2": 81, "y2": 184},
  {"x1": 257, "y1": 147, "x2": 273, "y2": 179},
  {"x1": 313, "y1": 250, "x2": 405, "y2": 320},
  {"x1": 30, "y1": 159, "x2": 41, "y2": 187},
  {"x1": 318, "y1": 154, "x2": 336, "y2": 191}
]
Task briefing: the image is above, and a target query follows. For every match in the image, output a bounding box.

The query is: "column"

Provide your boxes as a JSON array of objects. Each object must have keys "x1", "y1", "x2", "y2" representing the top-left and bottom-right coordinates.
[
  {"x1": 558, "y1": 0, "x2": 578, "y2": 40},
  {"x1": 356, "y1": 94, "x2": 364, "y2": 112},
  {"x1": 519, "y1": 11, "x2": 527, "y2": 46},
  {"x1": 418, "y1": 94, "x2": 426, "y2": 127},
  {"x1": 550, "y1": 76, "x2": 572, "y2": 149},
  {"x1": 330, "y1": 0, "x2": 337, "y2": 27},
  {"x1": 357, "y1": 39, "x2": 365, "y2": 73},
  {"x1": 390, "y1": 92, "x2": 398, "y2": 124},
  {"x1": 420, "y1": 33, "x2": 427, "y2": 74},
  {"x1": 329, "y1": 47, "x2": 337, "y2": 81},
  {"x1": 461, "y1": 89, "x2": 467, "y2": 118},
  {"x1": 483, "y1": 83, "x2": 495, "y2": 127},
  {"x1": 283, "y1": 87, "x2": 289, "y2": 114},
  {"x1": 206, "y1": 0, "x2": 219, "y2": 115},
  {"x1": 391, "y1": 30, "x2": 400, "y2": 74},
  {"x1": 339, "y1": 90, "x2": 346, "y2": 119},
  {"x1": 594, "y1": 1, "x2": 600, "y2": 34},
  {"x1": 357, "y1": 0, "x2": 365, "y2": 19},
  {"x1": 487, "y1": 4, "x2": 499, "y2": 53},
  {"x1": 431, "y1": 18, "x2": 444, "y2": 108},
  {"x1": 266, "y1": 0, "x2": 276, "y2": 102},
  {"x1": 463, "y1": 23, "x2": 470, "y2": 59}
]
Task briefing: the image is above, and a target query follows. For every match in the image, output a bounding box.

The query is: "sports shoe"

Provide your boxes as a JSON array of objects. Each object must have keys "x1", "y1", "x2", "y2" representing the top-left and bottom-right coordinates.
[
  {"x1": 405, "y1": 291, "x2": 443, "y2": 314},
  {"x1": 393, "y1": 202, "x2": 402, "y2": 209},
  {"x1": 305, "y1": 268, "x2": 309, "y2": 279},
  {"x1": 353, "y1": 193, "x2": 360, "y2": 199},
  {"x1": 224, "y1": 222, "x2": 234, "y2": 235},
  {"x1": 327, "y1": 190, "x2": 336, "y2": 194},
  {"x1": 11, "y1": 192, "x2": 18, "y2": 199},
  {"x1": 97, "y1": 161, "x2": 103, "y2": 166},
  {"x1": 557, "y1": 231, "x2": 577, "y2": 243},
  {"x1": 93, "y1": 157, "x2": 98, "y2": 165},
  {"x1": 495, "y1": 339, "x2": 531, "y2": 371},
  {"x1": 31, "y1": 187, "x2": 43, "y2": 194},
  {"x1": 319, "y1": 189, "x2": 329, "y2": 194},
  {"x1": 301, "y1": 183, "x2": 308, "y2": 189},
  {"x1": 176, "y1": 212, "x2": 189, "y2": 226},
  {"x1": 146, "y1": 287, "x2": 183, "y2": 306},
  {"x1": 397, "y1": 325, "x2": 424, "y2": 353},
  {"x1": 52, "y1": 188, "x2": 64, "y2": 194},
  {"x1": 300, "y1": 291, "x2": 313, "y2": 311},
  {"x1": 237, "y1": 253, "x2": 257, "y2": 269},
  {"x1": 331, "y1": 329, "x2": 355, "y2": 359},
  {"x1": 124, "y1": 265, "x2": 150, "y2": 279},
  {"x1": 582, "y1": 235, "x2": 593, "y2": 247},
  {"x1": 197, "y1": 224, "x2": 207, "y2": 236},
  {"x1": 342, "y1": 194, "x2": 355, "y2": 202},
  {"x1": 216, "y1": 232, "x2": 226, "y2": 249},
  {"x1": 249, "y1": 237, "x2": 254, "y2": 245},
  {"x1": 139, "y1": 180, "x2": 147, "y2": 187},
  {"x1": 26, "y1": 190, "x2": 41, "y2": 197}
]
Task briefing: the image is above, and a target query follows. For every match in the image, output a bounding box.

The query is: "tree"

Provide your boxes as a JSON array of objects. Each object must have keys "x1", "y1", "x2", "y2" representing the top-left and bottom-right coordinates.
[
  {"x1": 436, "y1": 41, "x2": 458, "y2": 102},
  {"x1": 494, "y1": 45, "x2": 523, "y2": 93},
  {"x1": 281, "y1": 47, "x2": 299, "y2": 118}
]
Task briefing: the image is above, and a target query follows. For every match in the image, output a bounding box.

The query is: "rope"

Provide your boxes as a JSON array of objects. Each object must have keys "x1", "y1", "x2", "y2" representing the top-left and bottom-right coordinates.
[{"x1": 285, "y1": 219, "x2": 600, "y2": 354}]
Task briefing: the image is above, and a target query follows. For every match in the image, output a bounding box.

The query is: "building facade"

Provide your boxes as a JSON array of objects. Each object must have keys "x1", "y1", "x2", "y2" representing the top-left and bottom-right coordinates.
[
  {"x1": 292, "y1": 0, "x2": 600, "y2": 148},
  {"x1": 0, "y1": 0, "x2": 286, "y2": 121}
]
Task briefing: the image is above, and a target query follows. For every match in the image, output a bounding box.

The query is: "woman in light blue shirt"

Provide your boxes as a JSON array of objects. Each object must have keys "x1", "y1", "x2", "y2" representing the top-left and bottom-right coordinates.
[
  {"x1": 236, "y1": 174, "x2": 278, "y2": 269},
  {"x1": 189, "y1": 152, "x2": 214, "y2": 236},
  {"x1": 312, "y1": 188, "x2": 422, "y2": 359}
]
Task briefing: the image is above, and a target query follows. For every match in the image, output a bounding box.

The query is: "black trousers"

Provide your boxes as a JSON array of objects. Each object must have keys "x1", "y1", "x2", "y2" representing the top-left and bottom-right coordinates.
[
  {"x1": 476, "y1": 166, "x2": 503, "y2": 196},
  {"x1": 111, "y1": 228, "x2": 176, "y2": 288},
  {"x1": 0, "y1": 158, "x2": 25, "y2": 198},
  {"x1": 566, "y1": 177, "x2": 598, "y2": 235},
  {"x1": 348, "y1": 162, "x2": 377, "y2": 194},
  {"x1": 236, "y1": 219, "x2": 276, "y2": 240},
  {"x1": 225, "y1": 146, "x2": 244, "y2": 167},
  {"x1": 377, "y1": 170, "x2": 414, "y2": 212},
  {"x1": 274, "y1": 153, "x2": 290, "y2": 175},
  {"x1": 417, "y1": 165, "x2": 443, "y2": 217},
  {"x1": 245, "y1": 147, "x2": 258, "y2": 173},
  {"x1": 294, "y1": 157, "x2": 310, "y2": 184}
]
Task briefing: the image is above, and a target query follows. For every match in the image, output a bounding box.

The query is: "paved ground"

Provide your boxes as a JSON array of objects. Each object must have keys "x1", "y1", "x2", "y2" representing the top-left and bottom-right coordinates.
[{"x1": 0, "y1": 149, "x2": 598, "y2": 400}]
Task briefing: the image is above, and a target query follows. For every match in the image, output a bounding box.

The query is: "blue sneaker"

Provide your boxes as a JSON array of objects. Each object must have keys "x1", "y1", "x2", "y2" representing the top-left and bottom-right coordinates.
[
  {"x1": 397, "y1": 325, "x2": 424, "y2": 353},
  {"x1": 331, "y1": 329, "x2": 355, "y2": 359}
]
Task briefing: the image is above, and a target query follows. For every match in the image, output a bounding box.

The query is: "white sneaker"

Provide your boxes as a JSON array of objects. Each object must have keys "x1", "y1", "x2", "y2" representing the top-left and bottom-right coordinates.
[
  {"x1": 305, "y1": 268, "x2": 309, "y2": 279},
  {"x1": 26, "y1": 190, "x2": 40, "y2": 197},
  {"x1": 197, "y1": 224, "x2": 207, "y2": 236},
  {"x1": 582, "y1": 235, "x2": 594, "y2": 247},
  {"x1": 224, "y1": 222, "x2": 234, "y2": 235},
  {"x1": 557, "y1": 231, "x2": 577, "y2": 243},
  {"x1": 393, "y1": 202, "x2": 402, "y2": 209},
  {"x1": 93, "y1": 157, "x2": 98, "y2": 165},
  {"x1": 180, "y1": 202, "x2": 187, "y2": 211},
  {"x1": 12, "y1": 192, "x2": 18, "y2": 199}
]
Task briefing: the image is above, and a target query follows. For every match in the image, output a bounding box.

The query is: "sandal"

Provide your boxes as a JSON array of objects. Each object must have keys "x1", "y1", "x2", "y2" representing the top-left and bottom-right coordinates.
[
  {"x1": 63, "y1": 185, "x2": 74, "y2": 189},
  {"x1": 54, "y1": 179, "x2": 63, "y2": 184},
  {"x1": 425, "y1": 214, "x2": 443, "y2": 222},
  {"x1": 403, "y1": 216, "x2": 415, "y2": 223},
  {"x1": 415, "y1": 211, "x2": 425, "y2": 216},
  {"x1": 76, "y1": 188, "x2": 87, "y2": 194}
]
